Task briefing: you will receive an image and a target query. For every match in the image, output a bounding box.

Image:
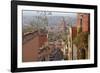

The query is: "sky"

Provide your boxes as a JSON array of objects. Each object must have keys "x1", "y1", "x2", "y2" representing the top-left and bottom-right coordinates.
[{"x1": 22, "y1": 10, "x2": 77, "y2": 16}]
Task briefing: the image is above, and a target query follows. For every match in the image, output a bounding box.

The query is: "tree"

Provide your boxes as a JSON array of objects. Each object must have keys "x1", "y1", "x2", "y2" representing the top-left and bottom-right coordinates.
[{"x1": 73, "y1": 32, "x2": 89, "y2": 49}]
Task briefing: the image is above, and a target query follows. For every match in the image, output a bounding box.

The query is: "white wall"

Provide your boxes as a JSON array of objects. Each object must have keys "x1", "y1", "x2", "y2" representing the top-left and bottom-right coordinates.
[{"x1": 0, "y1": 0, "x2": 99, "y2": 73}]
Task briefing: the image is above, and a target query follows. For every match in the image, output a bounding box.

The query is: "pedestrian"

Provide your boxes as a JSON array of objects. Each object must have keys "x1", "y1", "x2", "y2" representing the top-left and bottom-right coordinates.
[{"x1": 49, "y1": 48, "x2": 64, "y2": 61}]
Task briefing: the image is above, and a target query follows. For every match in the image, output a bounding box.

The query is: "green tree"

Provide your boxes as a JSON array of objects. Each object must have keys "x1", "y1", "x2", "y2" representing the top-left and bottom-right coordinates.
[{"x1": 73, "y1": 32, "x2": 89, "y2": 49}]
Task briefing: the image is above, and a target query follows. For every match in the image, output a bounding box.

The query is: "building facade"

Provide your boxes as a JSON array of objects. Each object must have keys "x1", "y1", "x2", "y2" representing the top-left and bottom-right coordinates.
[
  {"x1": 22, "y1": 30, "x2": 48, "y2": 62},
  {"x1": 76, "y1": 13, "x2": 90, "y2": 59},
  {"x1": 77, "y1": 13, "x2": 90, "y2": 33}
]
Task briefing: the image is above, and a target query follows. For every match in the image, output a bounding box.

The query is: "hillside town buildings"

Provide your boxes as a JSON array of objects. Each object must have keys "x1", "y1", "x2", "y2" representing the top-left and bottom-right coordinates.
[{"x1": 22, "y1": 13, "x2": 90, "y2": 62}]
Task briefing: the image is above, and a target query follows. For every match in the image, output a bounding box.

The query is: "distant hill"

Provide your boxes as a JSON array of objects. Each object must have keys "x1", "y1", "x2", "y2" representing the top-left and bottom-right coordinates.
[{"x1": 23, "y1": 15, "x2": 77, "y2": 27}]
